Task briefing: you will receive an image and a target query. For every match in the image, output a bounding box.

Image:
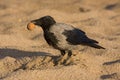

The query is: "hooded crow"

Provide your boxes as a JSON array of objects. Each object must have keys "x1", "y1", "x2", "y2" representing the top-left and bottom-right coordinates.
[{"x1": 27, "y1": 16, "x2": 105, "y2": 57}]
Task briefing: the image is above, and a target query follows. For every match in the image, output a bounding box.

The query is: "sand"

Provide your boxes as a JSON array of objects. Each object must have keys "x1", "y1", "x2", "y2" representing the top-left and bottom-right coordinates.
[{"x1": 0, "y1": 0, "x2": 120, "y2": 80}]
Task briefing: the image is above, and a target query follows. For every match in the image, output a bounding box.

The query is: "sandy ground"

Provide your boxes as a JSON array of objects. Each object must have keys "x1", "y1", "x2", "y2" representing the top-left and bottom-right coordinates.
[{"x1": 0, "y1": 0, "x2": 120, "y2": 80}]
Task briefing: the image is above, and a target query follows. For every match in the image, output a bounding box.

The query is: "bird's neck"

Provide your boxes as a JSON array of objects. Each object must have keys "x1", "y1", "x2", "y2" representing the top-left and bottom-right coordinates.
[
  {"x1": 42, "y1": 23, "x2": 55, "y2": 32},
  {"x1": 42, "y1": 20, "x2": 56, "y2": 30},
  {"x1": 42, "y1": 25, "x2": 51, "y2": 32}
]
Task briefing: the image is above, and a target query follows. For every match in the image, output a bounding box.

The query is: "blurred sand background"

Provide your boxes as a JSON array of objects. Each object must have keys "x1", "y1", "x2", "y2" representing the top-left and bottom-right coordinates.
[{"x1": 0, "y1": 0, "x2": 120, "y2": 80}]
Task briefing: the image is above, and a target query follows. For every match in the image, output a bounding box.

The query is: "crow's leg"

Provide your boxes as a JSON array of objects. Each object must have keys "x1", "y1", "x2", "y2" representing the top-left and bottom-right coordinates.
[
  {"x1": 60, "y1": 50, "x2": 66, "y2": 56},
  {"x1": 68, "y1": 50, "x2": 72, "y2": 57},
  {"x1": 54, "y1": 50, "x2": 66, "y2": 65},
  {"x1": 62, "y1": 50, "x2": 73, "y2": 65},
  {"x1": 55, "y1": 50, "x2": 73, "y2": 65}
]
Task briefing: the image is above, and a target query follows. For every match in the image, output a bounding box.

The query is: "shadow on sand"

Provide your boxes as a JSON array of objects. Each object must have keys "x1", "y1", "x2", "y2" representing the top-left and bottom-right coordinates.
[
  {"x1": 100, "y1": 73, "x2": 118, "y2": 79},
  {"x1": 103, "y1": 59, "x2": 120, "y2": 65},
  {"x1": 0, "y1": 48, "x2": 74, "y2": 70},
  {"x1": 0, "y1": 48, "x2": 52, "y2": 59}
]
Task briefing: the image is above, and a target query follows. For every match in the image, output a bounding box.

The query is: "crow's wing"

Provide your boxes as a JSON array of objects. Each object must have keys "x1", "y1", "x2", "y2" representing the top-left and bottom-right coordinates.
[
  {"x1": 62, "y1": 28, "x2": 105, "y2": 49},
  {"x1": 62, "y1": 28, "x2": 98, "y2": 45}
]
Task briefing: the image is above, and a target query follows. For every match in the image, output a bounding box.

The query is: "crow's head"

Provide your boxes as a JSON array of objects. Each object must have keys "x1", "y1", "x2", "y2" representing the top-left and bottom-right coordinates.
[{"x1": 27, "y1": 16, "x2": 56, "y2": 31}]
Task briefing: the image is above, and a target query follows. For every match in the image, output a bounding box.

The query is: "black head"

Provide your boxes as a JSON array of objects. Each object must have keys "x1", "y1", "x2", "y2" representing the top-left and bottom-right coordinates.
[{"x1": 31, "y1": 16, "x2": 56, "y2": 30}]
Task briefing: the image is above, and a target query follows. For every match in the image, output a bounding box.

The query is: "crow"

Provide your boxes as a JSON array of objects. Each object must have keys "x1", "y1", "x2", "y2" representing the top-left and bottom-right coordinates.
[{"x1": 28, "y1": 16, "x2": 105, "y2": 57}]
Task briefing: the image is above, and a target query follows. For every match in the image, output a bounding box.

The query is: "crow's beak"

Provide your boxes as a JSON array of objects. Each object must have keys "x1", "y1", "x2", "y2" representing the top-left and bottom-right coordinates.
[{"x1": 30, "y1": 19, "x2": 41, "y2": 26}]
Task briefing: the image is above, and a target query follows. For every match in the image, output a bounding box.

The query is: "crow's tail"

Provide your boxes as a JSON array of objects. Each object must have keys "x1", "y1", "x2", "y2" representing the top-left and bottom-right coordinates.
[{"x1": 89, "y1": 43, "x2": 105, "y2": 49}]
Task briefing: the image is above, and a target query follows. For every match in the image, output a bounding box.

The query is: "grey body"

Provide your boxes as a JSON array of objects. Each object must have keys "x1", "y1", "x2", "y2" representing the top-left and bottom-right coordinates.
[{"x1": 50, "y1": 23, "x2": 78, "y2": 50}]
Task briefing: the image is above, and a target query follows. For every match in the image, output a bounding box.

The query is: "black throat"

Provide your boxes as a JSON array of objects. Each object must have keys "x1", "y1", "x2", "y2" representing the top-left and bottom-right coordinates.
[{"x1": 41, "y1": 22, "x2": 55, "y2": 32}]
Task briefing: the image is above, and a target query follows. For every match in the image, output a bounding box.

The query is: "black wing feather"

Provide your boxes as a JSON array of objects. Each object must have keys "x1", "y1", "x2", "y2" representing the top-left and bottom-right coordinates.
[{"x1": 62, "y1": 28, "x2": 105, "y2": 49}]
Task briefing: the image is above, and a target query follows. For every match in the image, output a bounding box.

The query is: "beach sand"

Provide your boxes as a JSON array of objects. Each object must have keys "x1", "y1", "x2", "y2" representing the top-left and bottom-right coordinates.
[{"x1": 0, "y1": 0, "x2": 120, "y2": 80}]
